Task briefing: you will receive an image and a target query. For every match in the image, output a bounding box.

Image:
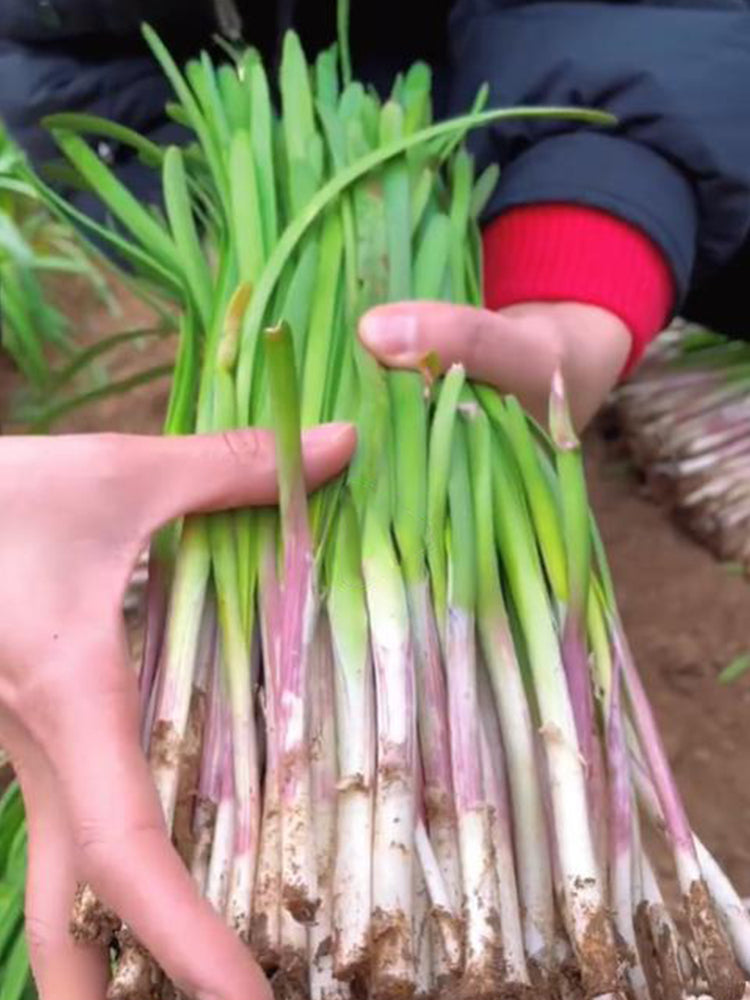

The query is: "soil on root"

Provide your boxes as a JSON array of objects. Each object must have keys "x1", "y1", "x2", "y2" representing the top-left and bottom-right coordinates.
[
  {"x1": 575, "y1": 903, "x2": 620, "y2": 998},
  {"x1": 108, "y1": 929, "x2": 162, "y2": 1000},
  {"x1": 371, "y1": 907, "x2": 415, "y2": 1000},
  {"x1": 173, "y1": 687, "x2": 207, "y2": 869},
  {"x1": 271, "y1": 946, "x2": 309, "y2": 1000},
  {"x1": 684, "y1": 878, "x2": 745, "y2": 1000},
  {"x1": 70, "y1": 882, "x2": 119, "y2": 946},
  {"x1": 551, "y1": 956, "x2": 584, "y2": 1000},
  {"x1": 250, "y1": 909, "x2": 282, "y2": 972},
  {"x1": 634, "y1": 900, "x2": 681, "y2": 1000},
  {"x1": 282, "y1": 879, "x2": 321, "y2": 925}
]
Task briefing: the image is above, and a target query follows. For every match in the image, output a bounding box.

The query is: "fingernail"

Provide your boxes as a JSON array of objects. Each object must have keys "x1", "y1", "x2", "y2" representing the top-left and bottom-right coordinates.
[
  {"x1": 303, "y1": 422, "x2": 355, "y2": 448},
  {"x1": 360, "y1": 312, "x2": 419, "y2": 357}
]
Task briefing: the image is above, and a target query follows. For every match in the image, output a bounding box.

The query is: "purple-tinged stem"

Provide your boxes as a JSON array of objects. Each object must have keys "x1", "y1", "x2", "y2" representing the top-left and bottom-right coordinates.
[
  {"x1": 363, "y1": 521, "x2": 417, "y2": 1000},
  {"x1": 206, "y1": 710, "x2": 235, "y2": 917},
  {"x1": 328, "y1": 492, "x2": 375, "y2": 983},
  {"x1": 640, "y1": 851, "x2": 693, "y2": 1000},
  {"x1": 149, "y1": 517, "x2": 210, "y2": 830},
  {"x1": 308, "y1": 615, "x2": 348, "y2": 1000},
  {"x1": 561, "y1": 618, "x2": 609, "y2": 871},
  {"x1": 477, "y1": 664, "x2": 530, "y2": 991},
  {"x1": 414, "y1": 813, "x2": 463, "y2": 977},
  {"x1": 551, "y1": 370, "x2": 608, "y2": 873},
  {"x1": 607, "y1": 635, "x2": 649, "y2": 1000},
  {"x1": 191, "y1": 631, "x2": 223, "y2": 894},
  {"x1": 445, "y1": 601, "x2": 502, "y2": 996},
  {"x1": 414, "y1": 859, "x2": 434, "y2": 1000},
  {"x1": 617, "y1": 620, "x2": 744, "y2": 1000},
  {"x1": 265, "y1": 322, "x2": 319, "y2": 924},
  {"x1": 631, "y1": 748, "x2": 750, "y2": 980},
  {"x1": 409, "y1": 579, "x2": 462, "y2": 916},
  {"x1": 138, "y1": 546, "x2": 169, "y2": 736}
]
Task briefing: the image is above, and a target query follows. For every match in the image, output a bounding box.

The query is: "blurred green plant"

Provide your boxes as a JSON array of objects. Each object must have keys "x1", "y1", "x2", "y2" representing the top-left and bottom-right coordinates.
[
  {"x1": 719, "y1": 652, "x2": 750, "y2": 684},
  {"x1": 0, "y1": 124, "x2": 177, "y2": 430},
  {"x1": 0, "y1": 123, "x2": 109, "y2": 388}
]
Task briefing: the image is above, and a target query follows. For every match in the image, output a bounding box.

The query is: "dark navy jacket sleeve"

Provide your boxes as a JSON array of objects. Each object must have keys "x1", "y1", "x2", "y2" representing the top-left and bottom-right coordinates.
[
  {"x1": 0, "y1": 43, "x2": 179, "y2": 167},
  {"x1": 449, "y1": 1, "x2": 750, "y2": 301},
  {"x1": 0, "y1": 0, "x2": 210, "y2": 164},
  {"x1": 0, "y1": 1, "x2": 183, "y2": 40}
]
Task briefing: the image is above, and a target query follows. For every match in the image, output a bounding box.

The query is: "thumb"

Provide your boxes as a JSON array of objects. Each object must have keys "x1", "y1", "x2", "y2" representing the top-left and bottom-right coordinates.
[
  {"x1": 128, "y1": 422, "x2": 356, "y2": 531},
  {"x1": 359, "y1": 301, "x2": 564, "y2": 395}
]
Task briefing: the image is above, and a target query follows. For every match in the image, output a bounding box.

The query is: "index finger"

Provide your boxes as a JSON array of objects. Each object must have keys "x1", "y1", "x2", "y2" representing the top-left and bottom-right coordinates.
[
  {"x1": 48, "y1": 653, "x2": 271, "y2": 1000},
  {"x1": 127, "y1": 422, "x2": 356, "y2": 535}
]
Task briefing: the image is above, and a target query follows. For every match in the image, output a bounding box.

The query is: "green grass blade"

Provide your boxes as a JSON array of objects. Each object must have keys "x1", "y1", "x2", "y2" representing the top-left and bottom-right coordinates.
[
  {"x1": 196, "y1": 51, "x2": 231, "y2": 147},
  {"x1": 301, "y1": 210, "x2": 343, "y2": 427},
  {"x1": 427, "y1": 364, "x2": 466, "y2": 635},
  {"x1": 22, "y1": 364, "x2": 173, "y2": 431},
  {"x1": 719, "y1": 653, "x2": 750, "y2": 685},
  {"x1": 45, "y1": 325, "x2": 173, "y2": 393},
  {"x1": 497, "y1": 396, "x2": 568, "y2": 601},
  {"x1": 142, "y1": 25, "x2": 229, "y2": 212},
  {"x1": 280, "y1": 31, "x2": 321, "y2": 215},
  {"x1": 217, "y1": 63, "x2": 248, "y2": 131},
  {"x1": 549, "y1": 373, "x2": 591, "y2": 615},
  {"x1": 471, "y1": 163, "x2": 500, "y2": 220},
  {"x1": 337, "y1": 0, "x2": 352, "y2": 86},
  {"x1": 448, "y1": 149, "x2": 473, "y2": 304},
  {"x1": 52, "y1": 131, "x2": 181, "y2": 275},
  {"x1": 229, "y1": 129, "x2": 265, "y2": 282},
  {"x1": 0, "y1": 887, "x2": 23, "y2": 963},
  {"x1": 380, "y1": 102, "x2": 411, "y2": 301},
  {"x1": 24, "y1": 170, "x2": 178, "y2": 290},
  {"x1": 391, "y1": 368, "x2": 428, "y2": 582},
  {"x1": 245, "y1": 52, "x2": 278, "y2": 251},
  {"x1": 41, "y1": 113, "x2": 165, "y2": 167},
  {"x1": 402, "y1": 62, "x2": 432, "y2": 135},
  {"x1": 281, "y1": 31, "x2": 316, "y2": 163},
  {"x1": 447, "y1": 420, "x2": 476, "y2": 611},
  {"x1": 0, "y1": 786, "x2": 23, "y2": 874},
  {"x1": 277, "y1": 238, "x2": 320, "y2": 371},
  {"x1": 0, "y1": 930, "x2": 30, "y2": 1000},
  {"x1": 414, "y1": 213, "x2": 451, "y2": 299},
  {"x1": 163, "y1": 146, "x2": 213, "y2": 328},
  {"x1": 315, "y1": 45, "x2": 340, "y2": 110},
  {"x1": 410, "y1": 166, "x2": 433, "y2": 237},
  {"x1": 165, "y1": 309, "x2": 201, "y2": 435}
]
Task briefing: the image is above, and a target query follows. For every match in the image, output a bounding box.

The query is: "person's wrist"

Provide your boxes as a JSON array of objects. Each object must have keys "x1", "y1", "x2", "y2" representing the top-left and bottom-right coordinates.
[
  {"x1": 544, "y1": 301, "x2": 632, "y2": 383},
  {"x1": 497, "y1": 302, "x2": 631, "y2": 428},
  {"x1": 482, "y1": 205, "x2": 674, "y2": 374}
]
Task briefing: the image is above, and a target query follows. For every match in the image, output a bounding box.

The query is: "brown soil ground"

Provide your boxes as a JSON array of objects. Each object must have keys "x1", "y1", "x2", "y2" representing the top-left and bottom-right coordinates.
[{"x1": 2, "y1": 275, "x2": 748, "y2": 898}]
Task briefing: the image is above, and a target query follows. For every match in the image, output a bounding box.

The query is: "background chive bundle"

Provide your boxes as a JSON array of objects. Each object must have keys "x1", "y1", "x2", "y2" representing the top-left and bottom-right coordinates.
[
  {"x1": 29, "y1": 17, "x2": 750, "y2": 1000},
  {"x1": 0, "y1": 123, "x2": 107, "y2": 390},
  {"x1": 617, "y1": 323, "x2": 750, "y2": 575}
]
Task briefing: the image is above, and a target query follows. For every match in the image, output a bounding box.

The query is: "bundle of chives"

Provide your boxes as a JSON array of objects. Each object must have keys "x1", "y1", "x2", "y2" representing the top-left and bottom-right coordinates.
[
  {"x1": 617, "y1": 322, "x2": 750, "y2": 573},
  {"x1": 31, "y1": 18, "x2": 750, "y2": 1000}
]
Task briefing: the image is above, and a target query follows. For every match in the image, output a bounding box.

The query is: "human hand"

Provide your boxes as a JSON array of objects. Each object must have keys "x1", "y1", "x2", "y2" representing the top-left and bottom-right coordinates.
[
  {"x1": 360, "y1": 300, "x2": 631, "y2": 430},
  {"x1": 0, "y1": 425, "x2": 355, "y2": 1000}
]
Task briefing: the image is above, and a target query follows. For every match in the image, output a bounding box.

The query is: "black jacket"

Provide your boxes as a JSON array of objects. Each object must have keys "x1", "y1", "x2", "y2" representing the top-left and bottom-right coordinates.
[{"x1": 3, "y1": 1, "x2": 750, "y2": 331}]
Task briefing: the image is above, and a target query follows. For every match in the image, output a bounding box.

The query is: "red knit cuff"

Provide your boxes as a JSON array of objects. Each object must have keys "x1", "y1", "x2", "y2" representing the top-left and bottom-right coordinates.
[{"x1": 482, "y1": 205, "x2": 675, "y2": 375}]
